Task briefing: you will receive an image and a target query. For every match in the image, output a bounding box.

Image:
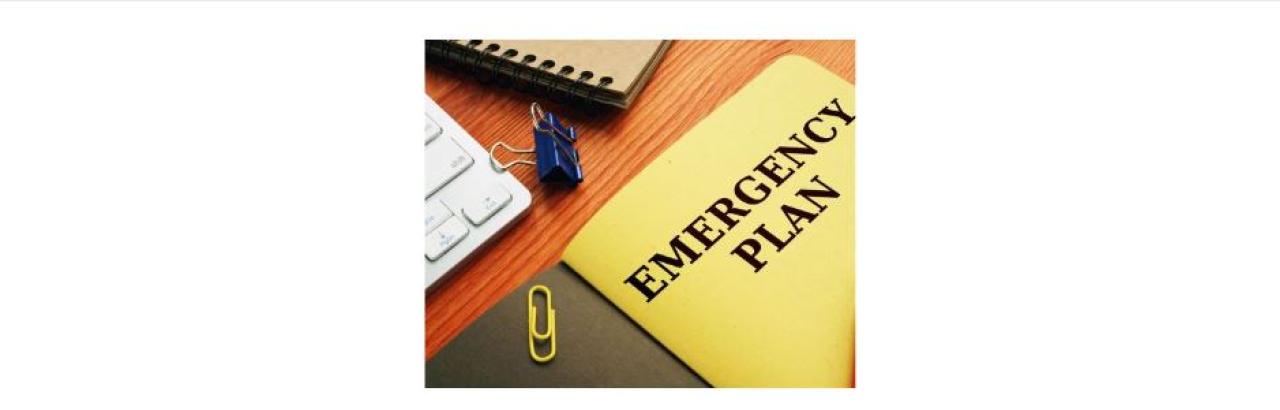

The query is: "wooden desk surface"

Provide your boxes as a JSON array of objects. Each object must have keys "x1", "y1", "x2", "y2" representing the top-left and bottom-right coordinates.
[{"x1": 426, "y1": 40, "x2": 855, "y2": 359}]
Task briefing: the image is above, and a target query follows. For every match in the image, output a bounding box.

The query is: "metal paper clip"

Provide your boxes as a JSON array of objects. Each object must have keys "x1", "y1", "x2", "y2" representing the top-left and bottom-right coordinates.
[
  {"x1": 489, "y1": 103, "x2": 584, "y2": 186},
  {"x1": 530, "y1": 103, "x2": 578, "y2": 143},
  {"x1": 527, "y1": 284, "x2": 556, "y2": 363},
  {"x1": 489, "y1": 141, "x2": 536, "y2": 170}
]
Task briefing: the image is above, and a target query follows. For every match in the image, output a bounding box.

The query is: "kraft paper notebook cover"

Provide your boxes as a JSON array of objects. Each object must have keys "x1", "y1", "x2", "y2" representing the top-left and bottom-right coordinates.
[
  {"x1": 561, "y1": 55, "x2": 855, "y2": 387},
  {"x1": 424, "y1": 40, "x2": 670, "y2": 108},
  {"x1": 426, "y1": 263, "x2": 707, "y2": 388}
]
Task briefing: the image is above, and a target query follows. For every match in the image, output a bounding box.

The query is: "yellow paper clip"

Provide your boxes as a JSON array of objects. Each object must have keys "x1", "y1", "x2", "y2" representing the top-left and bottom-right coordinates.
[{"x1": 527, "y1": 285, "x2": 556, "y2": 363}]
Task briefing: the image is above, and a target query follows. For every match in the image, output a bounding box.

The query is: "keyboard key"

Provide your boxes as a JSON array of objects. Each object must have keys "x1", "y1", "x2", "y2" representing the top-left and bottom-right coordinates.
[
  {"x1": 425, "y1": 216, "x2": 468, "y2": 261},
  {"x1": 425, "y1": 112, "x2": 442, "y2": 144},
  {"x1": 461, "y1": 183, "x2": 513, "y2": 226},
  {"x1": 425, "y1": 198, "x2": 452, "y2": 233},
  {"x1": 424, "y1": 136, "x2": 473, "y2": 197}
]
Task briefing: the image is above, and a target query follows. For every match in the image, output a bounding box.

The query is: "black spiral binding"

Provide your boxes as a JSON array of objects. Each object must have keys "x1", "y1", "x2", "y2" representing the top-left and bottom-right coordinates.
[
  {"x1": 581, "y1": 71, "x2": 598, "y2": 107},
  {"x1": 462, "y1": 40, "x2": 482, "y2": 64},
  {"x1": 424, "y1": 40, "x2": 615, "y2": 112},
  {"x1": 535, "y1": 59, "x2": 555, "y2": 99},
  {"x1": 516, "y1": 54, "x2": 538, "y2": 94},
  {"x1": 569, "y1": 73, "x2": 588, "y2": 107},
  {"x1": 467, "y1": 42, "x2": 486, "y2": 82},
  {"x1": 491, "y1": 48, "x2": 512, "y2": 84},
  {"x1": 481, "y1": 44, "x2": 503, "y2": 83}
]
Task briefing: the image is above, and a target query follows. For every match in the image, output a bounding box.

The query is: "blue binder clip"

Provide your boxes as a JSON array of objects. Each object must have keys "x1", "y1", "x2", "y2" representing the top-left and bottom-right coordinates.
[{"x1": 490, "y1": 103, "x2": 584, "y2": 187}]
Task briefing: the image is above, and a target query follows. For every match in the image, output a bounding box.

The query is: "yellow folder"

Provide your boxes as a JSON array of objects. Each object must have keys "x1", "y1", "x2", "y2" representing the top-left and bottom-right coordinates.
[{"x1": 563, "y1": 55, "x2": 855, "y2": 387}]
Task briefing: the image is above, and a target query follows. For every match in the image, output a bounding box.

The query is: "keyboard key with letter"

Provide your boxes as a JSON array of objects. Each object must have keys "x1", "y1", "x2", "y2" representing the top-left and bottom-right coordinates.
[
  {"x1": 425, "y1": 217, "x2": 469, "y2": 261},
  {"x1": 424, "y1": 136, "x2": 473, "y2": 197},
  {"x1": 461, "y1": 183, "x2": 513, "y2": 226}
]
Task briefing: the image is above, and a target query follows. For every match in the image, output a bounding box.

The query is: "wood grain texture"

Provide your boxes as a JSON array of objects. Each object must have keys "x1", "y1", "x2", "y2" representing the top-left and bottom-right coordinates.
[{"x1": 426, "y1": 40, "x2": 855, "y2": 359}]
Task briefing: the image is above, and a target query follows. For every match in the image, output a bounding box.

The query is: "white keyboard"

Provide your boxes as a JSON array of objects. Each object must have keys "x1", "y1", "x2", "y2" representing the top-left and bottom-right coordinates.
[{"x1": 425, "y1": 94, "x2": 531, "y2": 289}]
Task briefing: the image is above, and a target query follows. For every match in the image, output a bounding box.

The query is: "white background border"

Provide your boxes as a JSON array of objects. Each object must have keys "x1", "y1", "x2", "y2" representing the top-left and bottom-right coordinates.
[{"x1": 2, "y1": 1, "x2": 1279, "y2": 408}]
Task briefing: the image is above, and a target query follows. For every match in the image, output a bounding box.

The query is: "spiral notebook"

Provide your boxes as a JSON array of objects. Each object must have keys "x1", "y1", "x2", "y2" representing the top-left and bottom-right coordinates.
[{"x1": 424, "y1": 40, "x2": 671, "y2": 109}]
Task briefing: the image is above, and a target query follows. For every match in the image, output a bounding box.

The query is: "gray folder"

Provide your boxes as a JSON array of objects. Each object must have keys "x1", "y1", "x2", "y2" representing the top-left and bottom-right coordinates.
[{"x1": 426, "y1": 262, "x2": 707, "y2": 387}]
